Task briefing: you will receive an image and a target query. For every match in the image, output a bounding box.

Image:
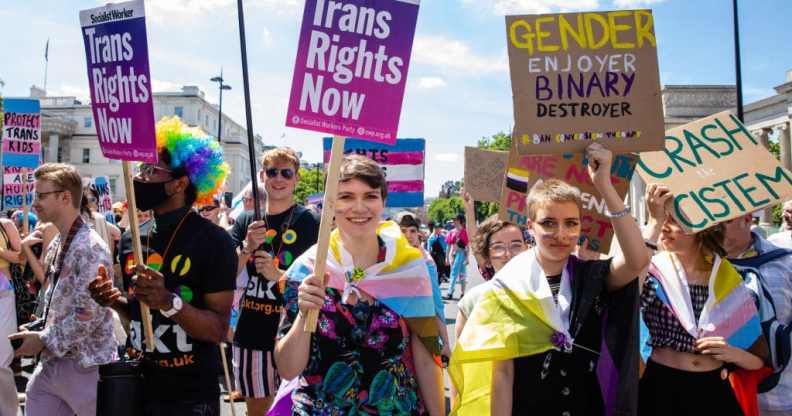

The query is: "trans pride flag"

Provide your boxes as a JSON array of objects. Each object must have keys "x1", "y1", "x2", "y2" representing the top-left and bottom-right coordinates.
[
  {"x1": 284, "y1": 220, "x2": 441, "y2": 351},
  {"x1": 323, "y1": 138, "x2": 425, "y2": 208}
]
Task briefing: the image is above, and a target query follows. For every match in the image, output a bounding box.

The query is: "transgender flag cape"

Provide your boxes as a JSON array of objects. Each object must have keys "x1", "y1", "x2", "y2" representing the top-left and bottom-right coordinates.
[
  {"x1": 647, "y1": 252, "x2": 768, "y2": 416},
  {"x1": 284, "y1": 220, "x2": 442, "y2": 352}
]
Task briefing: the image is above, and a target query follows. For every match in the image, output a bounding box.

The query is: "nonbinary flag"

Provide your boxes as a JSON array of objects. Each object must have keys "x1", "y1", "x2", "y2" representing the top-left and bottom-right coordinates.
[{"x1": 323, "y1": 137, "x2": 425, "y2": 208}]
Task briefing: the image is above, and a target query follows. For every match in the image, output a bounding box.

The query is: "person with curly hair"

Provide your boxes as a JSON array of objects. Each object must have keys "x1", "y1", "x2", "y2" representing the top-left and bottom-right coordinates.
[{"x1": 89, "y1": 117, "x2": 238, "y2": 415}]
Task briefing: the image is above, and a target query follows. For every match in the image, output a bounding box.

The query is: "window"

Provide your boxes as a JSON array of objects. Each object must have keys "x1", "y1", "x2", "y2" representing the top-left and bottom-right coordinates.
[
  {"x1": 174, "y1": 106, "x2": 184, "y2": 118},
  {"x1": 84, "y1": 117, "x2": 92, "y2": 128},
  {"x1": 205, "y1": 115, "x2": 209, "y2": 127},
  {"x1": 82, "y1": 148, "x2": 90, "y2": 164},
  {"x1": 109, "y1": 176, "x2": 118, "y2": 196}
]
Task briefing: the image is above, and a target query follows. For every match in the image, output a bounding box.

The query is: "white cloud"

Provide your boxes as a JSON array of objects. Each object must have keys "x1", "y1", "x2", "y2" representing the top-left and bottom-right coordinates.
[
  {"x1": 413, "y1": 35, "x2": 507, "y2": 75},
  {"x1": 612, "y1": 0, "x2": 665, "y2": 7},
  {"x1": 48, "y1": 85, "x2": 90, "y2": 102},
  {"x1": 463, "y1": 0, "x2": 599, "y2": 15},
  {"x1": 143, "y1": 0, "x2": 301, "y2": 23},
  {"x1": 434, "y1": 153, "x2": 461, "y2": 162},
  {"x1": 417, "y1": 77, "x2": 447, "y2": 89}
]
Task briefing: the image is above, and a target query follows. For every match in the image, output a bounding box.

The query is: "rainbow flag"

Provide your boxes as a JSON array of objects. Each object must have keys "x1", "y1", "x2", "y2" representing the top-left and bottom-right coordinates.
[
  {"x1": 323, "y1": 138, "x2": 425, "y2": 207},
  {"x1": 648, "y1": 252, "x2": 761, "y2": 350},
  {"x1": 285, "y1": 220, "x2": 441, "y2": 351}
]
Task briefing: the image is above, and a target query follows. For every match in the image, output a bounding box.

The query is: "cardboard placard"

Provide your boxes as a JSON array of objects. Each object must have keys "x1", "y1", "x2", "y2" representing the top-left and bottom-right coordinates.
[
  {"x1": 506, "y1": 10, "x2": 664, "y2": 154},
  {"x1": 286, "y1": 0, "x2": 420, "y2": 144},
  {"x1": 323, "y1": 137, "x2": 425, "y2": 207},
  {"x1": 637, "y1": 111, "x2": 792, "y2": 233},
  {"x1": 80, "y1": 0, "x2": 157, "y2": 163},
  {"x1": 499, "y1": 150, "x2": 637, "y2": 253},
  {"x1": 2, "y1": 166, "x2": 35, "y2": 210},
  {"x1": 464, "y1": 147, "x2": 508, "y2": 203},
  {"x1": 2, "y1": 98, "x2": 42, "y2": 169}
]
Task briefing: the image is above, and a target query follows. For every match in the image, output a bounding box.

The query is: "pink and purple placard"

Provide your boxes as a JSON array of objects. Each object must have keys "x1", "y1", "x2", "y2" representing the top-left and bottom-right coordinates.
[
  {"x1": 2, "y1": 98, "x2": 41, "y2": 169},
  {"x1": 286, "y1": 0, "x2": 420, "y2": 145},
  {"x1": 80, "y1": 0, "x2": 157, "y2": 163}
]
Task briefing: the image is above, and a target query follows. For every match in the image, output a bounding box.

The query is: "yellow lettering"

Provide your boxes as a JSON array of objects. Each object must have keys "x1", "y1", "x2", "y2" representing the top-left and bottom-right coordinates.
[
  {"x1": 608, "y1": 11, "x2": 635, "y2": 48},
  {"x1": 535, "y1": 16, "x2": 560, "y2": 52},
  {"x1": 510, "y1": 19, "x2": 535, "y2": 54},
  {"x1": 584, "y1": 13, "x2": 610, "y2": 49},
  {"x1": 634, "y1": 10, "x2": 656, "y2": 47},
  {"x1": 559, "y1": 14, "x2": 587, "y2": 50}
]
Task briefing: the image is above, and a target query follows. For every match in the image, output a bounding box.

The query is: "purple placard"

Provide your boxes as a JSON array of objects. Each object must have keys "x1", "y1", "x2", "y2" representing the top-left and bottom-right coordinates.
[
  {"x1": 286, "y1": 0, "x2": 420, "y2": 145},
  {"x1": 80, "y1": 0, "x2": 157, "y2": 163}
]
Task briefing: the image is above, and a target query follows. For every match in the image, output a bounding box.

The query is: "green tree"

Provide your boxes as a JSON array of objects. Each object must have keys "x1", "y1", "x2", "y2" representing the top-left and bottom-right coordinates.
[
  {"x1": 294, "y1": 166, "x2": 325, "y2": 204},
  {"x1": 427, "y1": 196, "x2": 464, "y2": 225},
  {"x1": 477, "y1": 131, "x2": 511, "y2": 151}
]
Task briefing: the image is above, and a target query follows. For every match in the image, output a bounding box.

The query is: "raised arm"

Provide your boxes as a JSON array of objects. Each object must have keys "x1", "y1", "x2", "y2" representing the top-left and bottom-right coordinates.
[{"x1": 586, "y1": 144, "x2": 650, "y2": 291}]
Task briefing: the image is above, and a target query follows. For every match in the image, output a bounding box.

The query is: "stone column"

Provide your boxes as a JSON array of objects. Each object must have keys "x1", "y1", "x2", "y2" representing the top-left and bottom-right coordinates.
[
  {"x1": 752, "y1": 129, "x2": 774, "y2": 226},
  {"x1": 779, "y1": 121, "x2": 791, "y2": 171},
  {"x1": 47, "y1": 133, "x2": 59, "y2": 163}
]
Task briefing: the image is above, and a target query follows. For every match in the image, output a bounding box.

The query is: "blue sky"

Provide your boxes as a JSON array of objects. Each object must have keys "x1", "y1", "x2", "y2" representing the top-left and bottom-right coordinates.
[{"x1": 2, "y1": 0, "x2": 791, "y2": 197}]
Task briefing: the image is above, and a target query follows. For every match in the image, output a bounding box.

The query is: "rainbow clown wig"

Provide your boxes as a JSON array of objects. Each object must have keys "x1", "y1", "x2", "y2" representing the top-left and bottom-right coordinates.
[{"x1": 155, "y1": 116, "x2": 229, "y2": 206}]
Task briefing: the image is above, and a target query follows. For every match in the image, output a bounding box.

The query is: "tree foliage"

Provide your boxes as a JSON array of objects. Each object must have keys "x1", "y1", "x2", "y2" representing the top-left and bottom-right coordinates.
[
  {"x1": 477, "y1": 131, "x2": 511, "y2": 151},
  {"x1": 427, "y1": 196, "x2": 464, "y2": 226},
  {"x1": 294, "y1": 167, "x2": 325, "y2": 205}
]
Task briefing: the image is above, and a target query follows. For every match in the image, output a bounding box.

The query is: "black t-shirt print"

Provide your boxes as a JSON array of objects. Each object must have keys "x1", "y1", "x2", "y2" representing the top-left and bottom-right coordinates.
[
  {"x1": 230, "y1": 205, "x2": 320, "y2": 350},
  {"x1": 119, "y1": 207, "x2": 237, "y2": 402}
]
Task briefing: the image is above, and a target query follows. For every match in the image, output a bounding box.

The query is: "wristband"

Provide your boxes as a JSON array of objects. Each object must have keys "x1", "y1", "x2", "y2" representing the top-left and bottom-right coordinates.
[{"x1": 604, "y1": 205, "x2": 631, "y2": 219}]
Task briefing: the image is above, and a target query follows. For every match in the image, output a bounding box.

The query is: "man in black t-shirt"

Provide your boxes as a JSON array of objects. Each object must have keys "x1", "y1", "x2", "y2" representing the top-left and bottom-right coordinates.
[
  {"x1": 229, "y1": 147, "x2": 319, "y2": 414},
  {"x1": 89, "y1": 122, "x2": 236, "y2": 416}
]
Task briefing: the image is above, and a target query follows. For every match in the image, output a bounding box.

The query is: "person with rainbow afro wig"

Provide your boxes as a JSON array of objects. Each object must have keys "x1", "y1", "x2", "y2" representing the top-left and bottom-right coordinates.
[{"x1": 89, "y1": 116, "x2": 239, "y2": 415}]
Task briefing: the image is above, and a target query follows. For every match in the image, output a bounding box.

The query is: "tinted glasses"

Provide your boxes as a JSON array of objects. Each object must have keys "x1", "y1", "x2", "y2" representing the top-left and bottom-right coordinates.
[{"x1": 265, "y1": 168, "x2": 295, "y2": 180}]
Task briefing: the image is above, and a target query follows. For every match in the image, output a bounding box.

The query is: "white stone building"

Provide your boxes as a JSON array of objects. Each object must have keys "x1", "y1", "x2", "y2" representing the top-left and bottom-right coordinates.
[{"x1": 25, "y1": 85, "x2": 267, "y2": 201}]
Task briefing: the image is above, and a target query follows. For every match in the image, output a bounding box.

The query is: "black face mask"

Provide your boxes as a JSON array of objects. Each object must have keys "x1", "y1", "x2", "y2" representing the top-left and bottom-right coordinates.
[{"x1": 133, "y1": 179, "x2": 172, "y2": 211}]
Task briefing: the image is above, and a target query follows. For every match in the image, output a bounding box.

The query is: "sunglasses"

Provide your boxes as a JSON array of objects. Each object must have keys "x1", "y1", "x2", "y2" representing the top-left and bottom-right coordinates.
[
  {"x1": 265, "y1": 168, "x2": 295, "y2": 179},
  {"x1": 199, "y1": 205, "x2": 219, "y2": 213},
  {"x1": 137, "y1": 163, "x2": 174, "y2": 178}
]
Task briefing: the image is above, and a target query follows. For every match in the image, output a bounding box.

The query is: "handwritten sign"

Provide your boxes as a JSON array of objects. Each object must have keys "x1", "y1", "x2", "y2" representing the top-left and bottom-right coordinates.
[
  {"x1": 464, "y1": 147, "x2": 508, "y2": 203},
  {"x1": 2, "y1": 167, "x2": 35, "y2": 210},
  {"x1": 287, "y1": 0, "x2": 421, "y2": 144},
  {"x1": 499, "y1": 150, "x2": 637, "y2": 253},
  {"x1": 2, "y1": 98, "x2": 41, "y2": 169},
  {"x1": 80, "y1": 0, "x2": 157, "y2": 163},
  {"x1": 323, "y1": 137, "x2": 424, "y2": 207},
  {"x1": 637, "y1": 111, "x2": 792, "y2": 233},
  {"x1": 506, "y1": 10, "x2": 663, "y2": 154}
]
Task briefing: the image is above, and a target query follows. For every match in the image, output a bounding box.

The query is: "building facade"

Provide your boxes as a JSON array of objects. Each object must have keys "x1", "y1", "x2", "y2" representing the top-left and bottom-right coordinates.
[{"x1": 25, "y1": 85, "x2": 266, "y2": 202}]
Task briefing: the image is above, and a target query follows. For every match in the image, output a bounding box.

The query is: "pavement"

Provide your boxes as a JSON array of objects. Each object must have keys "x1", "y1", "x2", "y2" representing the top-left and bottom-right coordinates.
[{"x1": 15, "y1": 261, "x2": 484, "y2": 416}]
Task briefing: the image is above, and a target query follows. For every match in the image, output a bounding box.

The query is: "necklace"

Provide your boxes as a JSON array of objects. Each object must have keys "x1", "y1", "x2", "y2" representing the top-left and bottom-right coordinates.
[
  {"x1": 261, "y1": 204, "x2": 296, "y2": 269},
  {"x1": 146, "y1": 211, "x2": 192, "y2": 271}
]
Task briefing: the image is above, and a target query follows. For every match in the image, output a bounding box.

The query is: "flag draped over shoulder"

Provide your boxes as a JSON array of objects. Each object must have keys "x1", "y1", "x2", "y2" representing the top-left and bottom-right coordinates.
[
  {"x1": 284, "y1": 220, "x2": 441, "y2": 354},
  {"x1": 449, "y1": 249, "x2": 575, "y2": 416},
  {"x1": 648, "y1": 252, "x2": 767, "y2": 416}
]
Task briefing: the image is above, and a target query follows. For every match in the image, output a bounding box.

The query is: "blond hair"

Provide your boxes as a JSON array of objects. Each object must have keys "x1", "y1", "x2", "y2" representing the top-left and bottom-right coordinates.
[
  {"x1": 34, "y1": 163, "x2": 83, "y2": 208},
  {"x1": 261, "y1": 147, "x2": 300, "y2": 172},
  {"x1": 526, "y1": 179, "x2": 581, "y2": 220}
]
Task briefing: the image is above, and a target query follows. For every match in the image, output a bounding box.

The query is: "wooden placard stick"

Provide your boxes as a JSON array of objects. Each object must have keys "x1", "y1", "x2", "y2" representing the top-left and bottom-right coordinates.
[
  {"x1": 303, "y1": 135, "x2": 346, "y2": 332},
  {"x1": 21, "y1": 168, "x2": 30, "y2": 237},
  {"x1": 122, "y1": 161, "x2": 155, "y2": 351},
  {"x1": 219, "y1": 342, "x2": 237, "y2": 416}
]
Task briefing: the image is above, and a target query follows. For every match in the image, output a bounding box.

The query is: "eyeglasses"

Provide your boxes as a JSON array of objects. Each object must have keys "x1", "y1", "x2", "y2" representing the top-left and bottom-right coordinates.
[
  {"x1": 137, "y1": 163, "x2": 174, "y2": 178},
  {"x1": 35, "y1": 190, "x2": 65, "y2": 200},
  {"x1": 198, "y1": 205, "x2": 219, "y2": 213},
  {"x1": 489, "y1": 242, "x2": 527, "y2": 259},
  {"x1": 265, "y1": 168, "x2": 295, "y2": 179}
]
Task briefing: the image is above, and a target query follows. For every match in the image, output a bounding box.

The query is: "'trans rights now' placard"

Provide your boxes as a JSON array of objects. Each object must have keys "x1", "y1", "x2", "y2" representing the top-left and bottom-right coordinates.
[
  {"x1": 637, "y1": 111, "x2": 792, "y2": 234},
  {"x1": 286, "y1": 0, "x2": 420, "y2": 144},
  {"x1": 80, "y1": 0, "x2": 157, "y2": 163},
  {"x1": 506, "y1": 10, "x2": 664, "y2": 154}
]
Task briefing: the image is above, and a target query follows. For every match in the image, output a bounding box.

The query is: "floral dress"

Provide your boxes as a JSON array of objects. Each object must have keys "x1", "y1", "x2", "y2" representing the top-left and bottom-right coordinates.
[{"x1": 278, "y1": 283, "x2": 425, "y2": 415}]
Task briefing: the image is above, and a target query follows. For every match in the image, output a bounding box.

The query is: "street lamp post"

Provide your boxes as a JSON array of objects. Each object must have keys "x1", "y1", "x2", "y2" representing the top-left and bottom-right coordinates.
[{"x1": 210, "y1": 69, "x2": 232, "y2": 142}]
